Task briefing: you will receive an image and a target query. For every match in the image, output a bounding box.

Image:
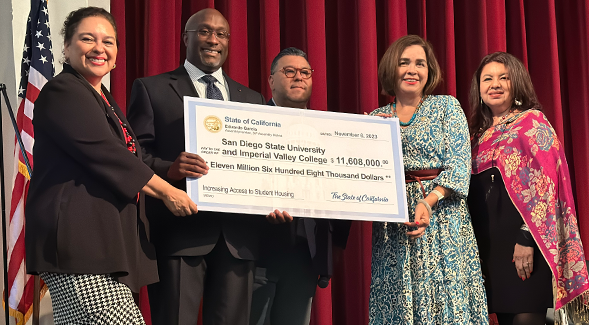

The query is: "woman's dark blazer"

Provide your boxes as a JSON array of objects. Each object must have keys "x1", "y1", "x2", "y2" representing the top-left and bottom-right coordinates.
[{"x1": 25, "y1": 64, "x2": 158, "y2": 292}]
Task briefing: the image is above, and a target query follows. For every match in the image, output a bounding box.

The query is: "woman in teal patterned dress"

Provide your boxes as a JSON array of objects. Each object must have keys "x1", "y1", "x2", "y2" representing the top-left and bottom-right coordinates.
[{"x1": 368, "y1": 35, "x2": 487, "y2": 324}]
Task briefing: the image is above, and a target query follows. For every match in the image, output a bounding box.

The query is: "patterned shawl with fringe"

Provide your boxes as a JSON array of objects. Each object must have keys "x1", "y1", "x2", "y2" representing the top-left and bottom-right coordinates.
[{"x1": 471, "y1": 109, "x2": 589, "y2": 316}]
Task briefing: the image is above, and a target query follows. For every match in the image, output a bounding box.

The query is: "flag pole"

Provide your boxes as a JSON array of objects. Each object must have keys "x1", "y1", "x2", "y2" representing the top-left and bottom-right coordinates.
[
  {"x1": 0, "y1": 83, "x2": 35, "y2": 325},
  {"x1": 33, "y1": 274, "x2": 39, "y2": 325},
  {"x1": 0, "y1": 82, "x2": 12, "y2": 325},
  {"x1": 0, "y1": 85, "x2": 32, "y2": 177}
]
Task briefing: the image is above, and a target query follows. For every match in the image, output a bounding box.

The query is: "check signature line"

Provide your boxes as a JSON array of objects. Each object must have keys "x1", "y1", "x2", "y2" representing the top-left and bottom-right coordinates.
[{"x1": 325, "y1": 199, "x2": 393, "y2": 205}]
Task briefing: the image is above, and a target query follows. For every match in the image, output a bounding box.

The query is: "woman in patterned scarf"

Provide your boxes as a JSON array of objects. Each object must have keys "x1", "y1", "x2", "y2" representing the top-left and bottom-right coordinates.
[
  {"x1": 468, "y1": 51, "x2": 589, "y2": 325},
  {"x1": 368, "y1": 35, "x2": 487, "y2": 324}
]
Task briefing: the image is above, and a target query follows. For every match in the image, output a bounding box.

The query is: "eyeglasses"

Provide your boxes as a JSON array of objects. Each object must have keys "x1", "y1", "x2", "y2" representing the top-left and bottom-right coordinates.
[
  {"x1": 275, "y1": 67, "x2": 313, "y2": 79},
  {"x1": 185, "y1": 28, "x2": 230, "y2": 40}
]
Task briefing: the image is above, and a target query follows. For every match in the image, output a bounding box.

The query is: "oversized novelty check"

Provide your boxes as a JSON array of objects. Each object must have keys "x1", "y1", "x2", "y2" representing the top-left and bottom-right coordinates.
[{"x1": 184, "y1": 97, "x2": 408, "y2": 222}]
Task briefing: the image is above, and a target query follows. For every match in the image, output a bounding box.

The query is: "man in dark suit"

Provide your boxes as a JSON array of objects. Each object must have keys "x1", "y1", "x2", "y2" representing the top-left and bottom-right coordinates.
[
  {"x1": 250, "y1": 47, "x2": 352, "y2": 325},
  {"x1": 127, "y1": 8, "x2": 266, "y2": 325}
]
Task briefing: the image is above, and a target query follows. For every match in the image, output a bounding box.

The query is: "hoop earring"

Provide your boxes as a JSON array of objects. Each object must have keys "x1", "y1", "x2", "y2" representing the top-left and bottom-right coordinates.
[
  {"x1": 111, "y1": 64, "x2": 116, "y2": 70},
  {"x1": 514, "y1": 98, "x2": 522, "y2": 106}
]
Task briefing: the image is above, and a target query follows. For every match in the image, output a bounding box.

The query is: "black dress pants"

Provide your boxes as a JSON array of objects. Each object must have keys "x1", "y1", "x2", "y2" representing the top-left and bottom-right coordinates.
[
  {"x1": 148, "y1": 234, "x2": 254, "y2": 325},
  {"x1": 250, "y1": 242, "x2": 318, "y2": 325}
]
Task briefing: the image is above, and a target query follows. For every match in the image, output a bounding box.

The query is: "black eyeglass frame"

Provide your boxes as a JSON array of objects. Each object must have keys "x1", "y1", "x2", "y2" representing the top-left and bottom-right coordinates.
[
  {"x1": 274, "y1": 67, "x2": 314, "y2": 79},
  {"x1": 184, "y1": 28, "x2": 231, "y2": 40}
]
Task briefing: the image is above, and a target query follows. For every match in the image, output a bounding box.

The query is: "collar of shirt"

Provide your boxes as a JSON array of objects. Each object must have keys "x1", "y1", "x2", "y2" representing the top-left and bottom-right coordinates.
[{"x1": 184, "y1": 60, "x2": 229, "y2": 100}]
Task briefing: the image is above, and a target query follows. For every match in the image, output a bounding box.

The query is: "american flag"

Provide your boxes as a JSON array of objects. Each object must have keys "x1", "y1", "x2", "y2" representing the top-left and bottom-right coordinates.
[{"x1": 5, "y1": 0, "x2": 54, "y2": 323}]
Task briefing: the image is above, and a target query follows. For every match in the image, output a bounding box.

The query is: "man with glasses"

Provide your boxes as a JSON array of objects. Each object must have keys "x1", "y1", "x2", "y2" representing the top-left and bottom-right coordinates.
[
  {"x1": 127, "y1": 8, "x2": 265, "y2": 325},
  {"x1": 250, "y1": 47, "x2": 351, "y2": 325},
  {"x1": 267, "y1": 47, "x2": 314, "y2": 109}
]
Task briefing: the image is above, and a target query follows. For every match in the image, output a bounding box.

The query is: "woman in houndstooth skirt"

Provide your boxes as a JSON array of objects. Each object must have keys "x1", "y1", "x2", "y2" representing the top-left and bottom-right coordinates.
[{"x1": 25, "y1": 7, "x2": 200, "y2": 324}]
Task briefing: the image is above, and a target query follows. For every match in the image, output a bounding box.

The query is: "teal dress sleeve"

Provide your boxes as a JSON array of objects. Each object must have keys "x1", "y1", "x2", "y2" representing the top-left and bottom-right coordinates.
[{"x1": 433, "y1": 96, "x2": 471, "y2": 198}]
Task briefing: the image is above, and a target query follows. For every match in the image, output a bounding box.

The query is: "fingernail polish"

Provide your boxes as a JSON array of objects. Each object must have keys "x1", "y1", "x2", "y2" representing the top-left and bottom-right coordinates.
[
  {"x1": 512, "y1": 259, "x2": 514, "y2": 263},
  {"x1": 415, "y1": 221, "x2": 420, "y2": 225}
]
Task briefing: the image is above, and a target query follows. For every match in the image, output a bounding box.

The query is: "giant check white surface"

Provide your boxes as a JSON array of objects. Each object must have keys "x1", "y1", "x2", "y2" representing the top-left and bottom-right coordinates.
[{"x1": 184, "y1": 97, "x2": 408, "y2": 222}]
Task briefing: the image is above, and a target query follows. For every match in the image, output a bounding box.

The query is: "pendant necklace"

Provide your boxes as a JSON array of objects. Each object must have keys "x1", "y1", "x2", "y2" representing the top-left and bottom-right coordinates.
[
  {"x1": 494, "y1": 107, "x2": 516, "y2": 126},
  {"x1": 392, "y1": 96, "x2": 426, "y2": 126}
]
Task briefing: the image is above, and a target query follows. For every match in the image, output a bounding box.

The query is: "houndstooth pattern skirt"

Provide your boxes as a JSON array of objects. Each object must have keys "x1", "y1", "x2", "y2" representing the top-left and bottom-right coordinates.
[{"x1": 40, "y1": 273, "x2": 146, "y2": 325}]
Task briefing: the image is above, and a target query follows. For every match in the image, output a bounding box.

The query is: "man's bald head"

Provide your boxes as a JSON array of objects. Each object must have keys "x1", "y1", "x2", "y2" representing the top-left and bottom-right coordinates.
[
  {"x1": 185, "y1": 9, "x2": 229, "y2": 32},
  {"x1": 183, "y1": 9, "x2": 230, "y2": 73}
]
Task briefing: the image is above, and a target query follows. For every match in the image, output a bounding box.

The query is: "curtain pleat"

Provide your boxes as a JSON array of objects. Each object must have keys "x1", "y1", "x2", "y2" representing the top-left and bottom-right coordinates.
[
  {"x1": 255, "y1": 0, "x2": 279, "y2": 100},
  {"x1": 109, "y1": 1, "x2": 589, "y2": 324},
  {"x1": 526, "y1": 0, "x2": 564, "y2": 141},
  {"x1": 555, "y1": 0, "x2": 589, "y2": 249},
  {"x1": 305, "y1": 0, "x2": 328, "y2": 111},
  {"x1": 110, "y1": 0, "x2": 127, "y2": 109},
  {"x1": 425, "y1": 0, "x2": 457, "y2": 96},
  {"x1": 506, "y1": 0, "x2": 528, "y2": 66},
  {"x1": 144, "y1": 0, "x2": 182, "y2": 77},
  {"x1": 218, "y1": 0, "x2": 249, "y2": 85}
]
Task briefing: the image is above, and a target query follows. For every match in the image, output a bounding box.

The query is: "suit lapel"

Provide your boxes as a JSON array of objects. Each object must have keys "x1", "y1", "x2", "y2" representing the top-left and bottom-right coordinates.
[
  {"x1": 116, "y1": 107, "x2": 144, "y2": 158},
  {"x1": 61, "y1": 65, "x2": 124, "y2": 141},
  {"x1": 96, "y1": 87, "x2": 124, "y2": 140},
  {"x1": 169, "y1": 66, "x2": 199, "y2": 101},
  {"x1": 102, "y1": 88, "x2": 143, "y2": 157},
  {"x1": 224, "y1": 71, "x2": 247, "y2": 102},
  {"x1": 62, "y1": 64, "x2": 143, "y2": 157},
  {"x1": 170, "y1": 68, "x2": 247, "y2": 102}
]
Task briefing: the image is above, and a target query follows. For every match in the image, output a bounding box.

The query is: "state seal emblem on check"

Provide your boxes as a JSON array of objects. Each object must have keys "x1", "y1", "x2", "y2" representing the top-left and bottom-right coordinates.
[{"x1": 204, "y1": 115, "x2": 222, "y2": 133}]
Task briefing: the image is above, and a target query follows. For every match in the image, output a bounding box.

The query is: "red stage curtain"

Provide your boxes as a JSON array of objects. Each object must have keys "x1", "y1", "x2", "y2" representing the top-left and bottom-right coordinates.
[{"x1": 110, "y1": 1, "x2": 589, "y2": 324}]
